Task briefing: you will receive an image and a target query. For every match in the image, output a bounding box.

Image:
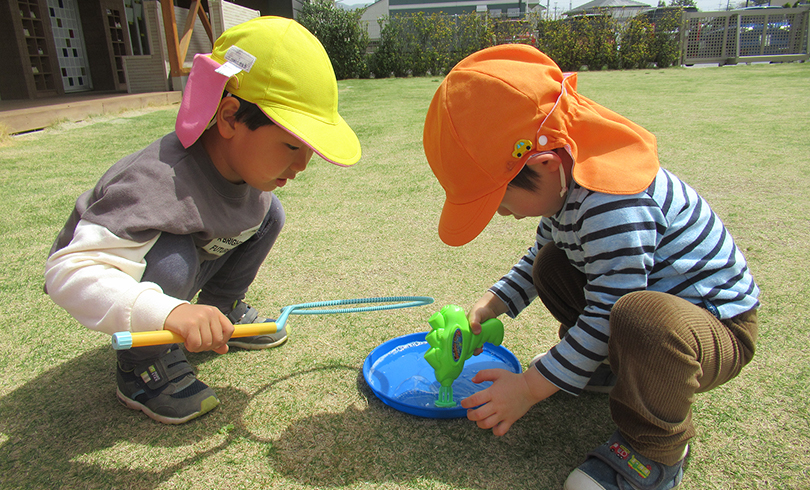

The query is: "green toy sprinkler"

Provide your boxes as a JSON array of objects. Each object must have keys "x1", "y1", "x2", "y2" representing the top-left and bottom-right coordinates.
[{"x1": 423, "y1": 305, "x2": 505, "y2": 407}]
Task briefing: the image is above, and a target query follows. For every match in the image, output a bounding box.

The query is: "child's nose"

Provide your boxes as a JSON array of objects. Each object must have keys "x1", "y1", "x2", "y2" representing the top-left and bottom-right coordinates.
[{"x1": 292, "y1": 148, "x2": 313, "y2": 171}]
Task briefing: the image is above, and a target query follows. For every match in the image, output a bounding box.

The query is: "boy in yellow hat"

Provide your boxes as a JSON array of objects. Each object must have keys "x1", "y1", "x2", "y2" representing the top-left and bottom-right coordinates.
[
  {"x1": 44, "y1": 17, "x2": 361, "y2": 424},
  {"x1": 423, "y1": 44, "x2": 758, "y2": 490}
]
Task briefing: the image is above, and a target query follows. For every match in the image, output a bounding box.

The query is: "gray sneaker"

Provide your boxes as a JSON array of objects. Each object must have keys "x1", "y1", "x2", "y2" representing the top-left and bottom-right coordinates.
[
  {"x1": 226, "y1": 300, "x2": 288, "y2": 350},
  {"x1": 116, "y1": 346, "x2": 219, "y2": 424},
  {"x1": 564, "y1": 430, "x2": 688, "y2": 490}
]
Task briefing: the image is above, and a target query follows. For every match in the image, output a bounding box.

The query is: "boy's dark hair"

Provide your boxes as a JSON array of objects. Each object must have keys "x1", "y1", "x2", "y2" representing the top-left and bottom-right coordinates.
[
  {"x1": 509, "y1": 162, "x2": 540, "y2": 192},
  {"x1": 230, "y1": 94, "x2": 275, "y2": 130}
]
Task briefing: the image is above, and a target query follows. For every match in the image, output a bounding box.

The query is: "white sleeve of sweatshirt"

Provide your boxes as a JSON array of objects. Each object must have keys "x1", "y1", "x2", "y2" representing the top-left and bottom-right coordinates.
[{"x1": 44, "y1": 219, "x2": 187, "y2": 335}]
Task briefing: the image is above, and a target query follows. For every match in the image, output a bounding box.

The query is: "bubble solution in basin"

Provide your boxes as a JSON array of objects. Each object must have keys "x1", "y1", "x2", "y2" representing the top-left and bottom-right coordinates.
[{"x1": 363, "y1": 333, "x2": 521, "y2": 418}]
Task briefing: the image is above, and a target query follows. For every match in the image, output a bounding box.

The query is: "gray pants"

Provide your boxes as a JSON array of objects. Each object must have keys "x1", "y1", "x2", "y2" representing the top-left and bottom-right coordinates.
[
  {"x1": 532, "y1": 242, "x2": 757, "y2": 465},
  {"x1": 117, "y1": 194, "x2": 285, "y2": 369}
]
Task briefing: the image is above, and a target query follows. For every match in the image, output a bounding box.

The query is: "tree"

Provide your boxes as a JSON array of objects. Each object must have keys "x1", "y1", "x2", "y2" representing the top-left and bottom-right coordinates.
[{"x1": 298, "y1": 0, "x2": 370, "y2": 79}]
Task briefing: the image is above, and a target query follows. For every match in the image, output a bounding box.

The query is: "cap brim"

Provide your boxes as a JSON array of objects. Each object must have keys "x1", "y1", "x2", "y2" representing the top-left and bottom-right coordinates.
[
  {"x1": 264, "y1": 106, "x2": 361, "y2": 167},
  {"x1": 438, "y1": 185, "x2": 508, "y2": 246}
]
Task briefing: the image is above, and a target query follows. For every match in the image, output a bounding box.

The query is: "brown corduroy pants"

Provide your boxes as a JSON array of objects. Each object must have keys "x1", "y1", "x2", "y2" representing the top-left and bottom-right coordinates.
[{"x1": 532, "y1": 242, "x2": 758, "y2": 465}]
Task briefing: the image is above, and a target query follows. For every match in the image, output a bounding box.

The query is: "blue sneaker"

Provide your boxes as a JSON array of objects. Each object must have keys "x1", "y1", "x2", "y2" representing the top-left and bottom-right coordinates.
[
  {"x1": 116, "y1": 346, "x2": 219, "y2": 424},
  {"x1": 226, "y1": 300, "x2": 287, "y2": 350},
  {"x1": 564, "y1": 431, "x2": 687, "y2": 490}
]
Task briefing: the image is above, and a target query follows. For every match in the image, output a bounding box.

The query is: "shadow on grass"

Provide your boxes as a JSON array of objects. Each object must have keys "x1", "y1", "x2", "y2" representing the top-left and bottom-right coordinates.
[
  {"x1": 269, "y1": 370, "x2": 614, "y2": 489},
  {"x1": 0, "y1": 347, "x2": 614, "y2": 489},
  {"x1": 0, "y1": 347, "x2": 243, "y2": 489}
]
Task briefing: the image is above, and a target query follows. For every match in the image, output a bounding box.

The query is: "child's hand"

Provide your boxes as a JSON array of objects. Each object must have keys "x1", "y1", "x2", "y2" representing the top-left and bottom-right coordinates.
[
  {"x1": 468, "y1": 291, "x2": 508, "y2": 354},
  {"x1": 164, "y1": 304, "x2": 235, "y2": 354},
  {"x1": 468, "y1": 292, "x2": 507, "y2": 335},
  {"x1": 461, "y1": 367, "x2": 559, "y2": 436}
]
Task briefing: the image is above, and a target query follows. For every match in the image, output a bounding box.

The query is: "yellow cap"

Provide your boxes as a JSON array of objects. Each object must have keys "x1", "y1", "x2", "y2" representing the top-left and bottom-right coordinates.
[{"x1": 176, "y1": 16, "x2": 361, "y2": 166}]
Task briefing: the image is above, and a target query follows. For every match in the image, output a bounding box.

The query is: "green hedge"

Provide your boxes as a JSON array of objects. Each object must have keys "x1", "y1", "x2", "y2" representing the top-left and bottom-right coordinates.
[
  {"x1": 299, "y1": 4, "x2": 685, "y2": 79},
  {"x1": 370, "y1": 12, "x2": 493, "y2": 77},
  {"x1": 535, "y1": 15, "x2": 621, "y2": 71},
  {"x1": 298, "y1": 0, "x2": 371, "y2": 79}
]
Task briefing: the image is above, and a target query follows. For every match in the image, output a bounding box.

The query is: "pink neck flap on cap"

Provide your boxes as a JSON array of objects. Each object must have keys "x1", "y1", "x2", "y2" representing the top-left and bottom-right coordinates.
[{"x1": 175, "y1": 54, "x2": 232, "y2": 148}]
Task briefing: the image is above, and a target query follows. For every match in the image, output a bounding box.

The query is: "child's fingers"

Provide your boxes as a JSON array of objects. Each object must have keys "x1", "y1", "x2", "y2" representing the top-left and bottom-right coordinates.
[
  {"x1": 491, "y1": 419, "x2": 513, "y2": 436},
  {"x1": 461, "y1": 375, "x2": 500, "y2": 410},
  {"x1": 183, "y1": 321, "x2": 217, "y2": 352},
  {"x1": 183, "y1": 329, "x2": 203, "y2": 352},
  {"x1": 460, "y1": 389, "x2": 488, "y2": 409},
  {"x1": 474, "y1": 412, "x2": 500, "y2": 430},
  {"x1": 467, "y1": 320, "x2": 484, "y2": 354},
  {"x1": 208, "y1": 316, "x2": 227, "y2": 348},
  {"x1": 461, "y1": 369, "x2": 505, "y2": 408},
  {"x1": 466, "y1": 400, "x2": 516, "y2": 435},
  {"x1": 467, "y1": 403, "x2": 512, "y2": 434},
  {"x1": 209, "y1": 313, "x2": 233, "y2": 354},
  {"x1": 219, "y1": 312, "x2": 235, "y2": 340},
  {"x1": 165, "y1": 304, "x2": 237, "y2": 353},
  {"x1": 200, "y1": 323, "x2": 215, "y2": 350},
  {"x1": 197, "y1": 316, "x2": 231, "y2": 353},
  {"x1": 464, "y1": 398, "x2": 494, "y2": 422},
  {"x1": 471, "y1": 368, "x2": 503, "y2": 384}
]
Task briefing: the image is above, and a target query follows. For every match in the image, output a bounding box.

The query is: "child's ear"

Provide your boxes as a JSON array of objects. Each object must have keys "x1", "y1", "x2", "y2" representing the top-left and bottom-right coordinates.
[
  {"x1": 525, "y1": 150, "x2": 562, "y2": 174},
  {"x1": 214, "y1": 96, "x2": 241, "y2": 139}
]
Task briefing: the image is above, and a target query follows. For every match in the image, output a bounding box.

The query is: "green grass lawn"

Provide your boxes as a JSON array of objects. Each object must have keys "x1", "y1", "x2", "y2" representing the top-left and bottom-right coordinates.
[{"x1": 1, "y1": 61, "x2": 808, "y2": 489}]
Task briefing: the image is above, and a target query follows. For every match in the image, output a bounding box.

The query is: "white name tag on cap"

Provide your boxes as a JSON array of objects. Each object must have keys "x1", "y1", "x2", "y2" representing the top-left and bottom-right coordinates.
[
  {"x1": 216, "y1": 61, "x2": 242, "y2": 78},
  {"x1": 222, "y1": 45, "x2": 256, "y2": 73}
]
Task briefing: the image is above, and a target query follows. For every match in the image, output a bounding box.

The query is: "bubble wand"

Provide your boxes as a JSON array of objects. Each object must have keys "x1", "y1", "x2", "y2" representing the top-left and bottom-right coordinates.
[
  {"x1": 423, "y1": 305, "x2": 504, "y2": 407},
  {"x1": 112, "y1": 296, "x2": 434, "y2": 350}
]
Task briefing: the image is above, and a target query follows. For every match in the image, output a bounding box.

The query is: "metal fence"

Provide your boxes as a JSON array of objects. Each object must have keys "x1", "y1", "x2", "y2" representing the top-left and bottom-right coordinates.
[{"x1": 681, "y1": 7, "x2": 810, "y2": 66}]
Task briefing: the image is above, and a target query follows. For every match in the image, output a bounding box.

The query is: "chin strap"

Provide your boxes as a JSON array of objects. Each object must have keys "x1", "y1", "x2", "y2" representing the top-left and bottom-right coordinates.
[{"x1": 559, "y1": 165, "x2": 568, "y2": 197}]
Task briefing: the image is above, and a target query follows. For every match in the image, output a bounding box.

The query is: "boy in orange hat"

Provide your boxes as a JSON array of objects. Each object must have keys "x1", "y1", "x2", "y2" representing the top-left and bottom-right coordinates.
[
  {"x1": 423, "y1": 44, "x2": 758, "y2": 490},
  {"x1": 44, "y1": 17, "x2": 361, "y2": 424}
]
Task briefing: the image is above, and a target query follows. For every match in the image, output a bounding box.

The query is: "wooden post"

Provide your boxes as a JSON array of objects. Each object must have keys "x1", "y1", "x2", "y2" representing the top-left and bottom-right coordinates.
[
  {"x1": 160, "y1": 0, "x2": 214, "y2": 79},
  {"x1": 160, "y1": 0, "x2": 184, "y2": 78}
]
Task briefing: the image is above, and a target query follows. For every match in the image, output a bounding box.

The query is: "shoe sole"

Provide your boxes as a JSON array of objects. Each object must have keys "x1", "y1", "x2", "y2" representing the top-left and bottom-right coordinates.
[
  {"x1": 227, "y1": 334, "x2": 288, "y2": 350},
  {"x1": 116, "y1": 388, "x2": 220, "y2": 424}
]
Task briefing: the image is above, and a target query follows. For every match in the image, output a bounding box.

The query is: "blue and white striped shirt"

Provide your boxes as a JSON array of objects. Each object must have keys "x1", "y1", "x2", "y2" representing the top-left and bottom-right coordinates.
[{"x1": 490, "y1": 167, "x2": 759, "y2": 395}]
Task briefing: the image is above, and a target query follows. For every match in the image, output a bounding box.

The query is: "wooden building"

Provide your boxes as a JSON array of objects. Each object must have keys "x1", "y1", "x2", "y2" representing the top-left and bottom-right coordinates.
[{"x1": 0, "y1": 0, "x2": 302, "y2": 101}]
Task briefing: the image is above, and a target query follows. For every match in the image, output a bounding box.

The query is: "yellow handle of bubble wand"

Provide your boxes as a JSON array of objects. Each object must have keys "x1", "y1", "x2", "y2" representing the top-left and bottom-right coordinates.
[{"x1": 111, "y1": 322, "x2": 278, "y2": 350}]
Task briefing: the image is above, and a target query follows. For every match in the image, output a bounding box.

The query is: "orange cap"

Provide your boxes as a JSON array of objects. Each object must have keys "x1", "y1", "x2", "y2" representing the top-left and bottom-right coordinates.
[{"x1": 423, "y1": 45, "x2": 659, "y2": 246}]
